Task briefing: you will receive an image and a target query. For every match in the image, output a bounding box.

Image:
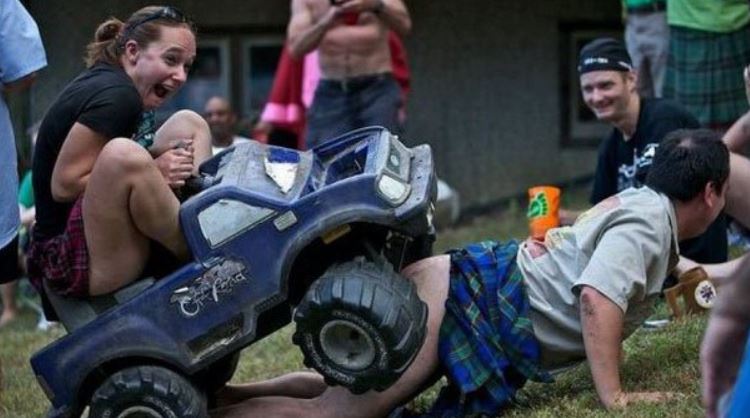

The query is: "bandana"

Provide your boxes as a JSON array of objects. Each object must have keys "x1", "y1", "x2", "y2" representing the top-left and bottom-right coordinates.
[{"x1": 577, "y1": 37, "x2": 633, "y2": 74}]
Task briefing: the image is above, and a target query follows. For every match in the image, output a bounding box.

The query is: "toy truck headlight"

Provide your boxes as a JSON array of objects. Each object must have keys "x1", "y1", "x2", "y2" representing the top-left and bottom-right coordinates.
[{"x1": 376, "y1": 173, "x2": 411, "y2": 205}]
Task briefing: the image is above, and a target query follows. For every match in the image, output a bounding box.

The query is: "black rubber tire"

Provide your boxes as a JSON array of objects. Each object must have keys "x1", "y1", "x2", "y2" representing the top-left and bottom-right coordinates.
[
  {"x1": 292, "y1": 259, "x2": 428, "y2": 394},
  {"x1": 198, "y1": 351, "x2": 240, "y2": 393},
  {"x1": 200, "y1": 352, "x2": 241, "y2": 409},
  {"x1": 89, "y1": 366, "x2": 207, "y2": 418}
]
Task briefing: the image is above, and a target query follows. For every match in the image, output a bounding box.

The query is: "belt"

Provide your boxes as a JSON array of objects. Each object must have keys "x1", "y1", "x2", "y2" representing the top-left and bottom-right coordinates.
[
  {"x1": 627, "y1": 1, "x2": 666, "y2": 14},
  {"x1": 319, "y1": 73, "x2": 392, "y2": 93}
]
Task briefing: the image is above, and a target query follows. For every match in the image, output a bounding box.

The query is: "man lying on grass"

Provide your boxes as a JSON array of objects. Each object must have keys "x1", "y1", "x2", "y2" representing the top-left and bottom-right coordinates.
[{"x1": 211, "y1": 128, "x2": 729, "y2": 418}]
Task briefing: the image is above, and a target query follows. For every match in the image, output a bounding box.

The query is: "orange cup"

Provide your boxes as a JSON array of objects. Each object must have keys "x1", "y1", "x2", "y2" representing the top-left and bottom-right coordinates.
[{"x1": 527, "y1": 186, "x2": 561, "y2": 240}]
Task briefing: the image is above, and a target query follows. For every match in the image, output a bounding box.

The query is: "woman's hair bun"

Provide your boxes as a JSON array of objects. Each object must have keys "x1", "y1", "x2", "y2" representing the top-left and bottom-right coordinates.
[{"x1": 94, "y1": 19, "x2": 123, "y2": 42}]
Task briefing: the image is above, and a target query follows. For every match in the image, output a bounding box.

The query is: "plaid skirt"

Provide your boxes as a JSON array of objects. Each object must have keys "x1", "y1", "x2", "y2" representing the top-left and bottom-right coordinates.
[
  {"x1": 27, "y1": 197, "x2": 90, "y2": 298},
  {"x1": 663, "y1": 24, "x2": 750, "y2": 129},
  {"x1": 424, "y1": 240, "x2": 551, "y2": 418}
]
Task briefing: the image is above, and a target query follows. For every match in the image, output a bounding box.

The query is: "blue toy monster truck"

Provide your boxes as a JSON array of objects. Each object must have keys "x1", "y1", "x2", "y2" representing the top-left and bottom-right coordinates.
[{"x1": 31, "y1": 126, "x2": 436, "y2": 418}]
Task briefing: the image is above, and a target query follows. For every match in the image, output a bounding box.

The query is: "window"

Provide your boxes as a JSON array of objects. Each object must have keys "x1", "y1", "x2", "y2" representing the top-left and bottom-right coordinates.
[
  {"x1": 156, "y1": 34, "x2": 284, "y2": 127},
  {"x1": 242, "y1": 36, "x2": 285, "y2": 122}
]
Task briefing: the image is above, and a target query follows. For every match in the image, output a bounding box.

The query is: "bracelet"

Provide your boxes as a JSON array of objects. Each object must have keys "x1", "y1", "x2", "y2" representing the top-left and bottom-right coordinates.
[{"x1": 372, "y1": 0, "x2": 385, "y2": 14}]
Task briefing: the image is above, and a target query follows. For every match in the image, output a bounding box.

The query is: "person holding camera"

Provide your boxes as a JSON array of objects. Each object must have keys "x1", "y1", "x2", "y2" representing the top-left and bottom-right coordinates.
[{"x1": 287, "y1": 0, "x2": 410, "y2": 148}]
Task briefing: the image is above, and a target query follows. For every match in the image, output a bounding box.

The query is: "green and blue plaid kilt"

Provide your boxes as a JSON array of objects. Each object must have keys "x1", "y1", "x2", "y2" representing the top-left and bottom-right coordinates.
[
  {"x1": 663, "y1": 24, "x2": 750, "y2": 129},
  {"x1": 424, "y1": 240, "x2": 551, "y2": 418}
]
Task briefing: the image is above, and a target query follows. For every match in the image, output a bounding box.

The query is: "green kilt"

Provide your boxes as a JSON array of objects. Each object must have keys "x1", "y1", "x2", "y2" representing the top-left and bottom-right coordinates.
[{"x1": 663, "y1": 24, "x2": 750, "y2": 129}]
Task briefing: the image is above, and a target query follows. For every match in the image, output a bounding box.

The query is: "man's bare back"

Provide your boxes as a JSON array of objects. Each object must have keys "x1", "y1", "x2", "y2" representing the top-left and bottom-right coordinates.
[{"x1": 287, "y1": 0, "x2": 410, "y2": 79}]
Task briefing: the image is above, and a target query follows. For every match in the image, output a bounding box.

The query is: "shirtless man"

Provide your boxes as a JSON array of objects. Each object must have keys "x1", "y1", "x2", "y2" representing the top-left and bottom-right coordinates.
[{"x1": 287, "y1": 0, "x2": 410, "y2": 147}]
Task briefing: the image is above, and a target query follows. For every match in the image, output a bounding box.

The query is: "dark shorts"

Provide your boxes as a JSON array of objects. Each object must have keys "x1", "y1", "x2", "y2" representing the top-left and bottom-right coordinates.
[
  {"x1": 27, "y1": 197, "x2": 90, "y2": 297},
  {"x1": 0, "y1": 235, "x2": 19, "y2": 283},
  {"x1": 305, "y1": 72, "x2": 402, "y2": 148}
]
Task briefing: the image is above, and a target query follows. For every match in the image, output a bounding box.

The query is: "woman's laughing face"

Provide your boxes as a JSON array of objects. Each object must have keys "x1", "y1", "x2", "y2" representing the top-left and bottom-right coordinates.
[{"x1": 125, "y1": 25, "x2": 196, "y2": 110}]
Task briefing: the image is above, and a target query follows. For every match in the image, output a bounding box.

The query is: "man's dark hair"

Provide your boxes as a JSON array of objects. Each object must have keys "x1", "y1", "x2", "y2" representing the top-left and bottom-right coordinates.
[{"x1": 646, "y1": 129, "x2": 729, "y2": 202}]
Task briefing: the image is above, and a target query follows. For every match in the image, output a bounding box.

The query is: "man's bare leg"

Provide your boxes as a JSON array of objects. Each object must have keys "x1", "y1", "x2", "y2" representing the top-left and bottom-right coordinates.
[
  {"x1": 211, "y1": 255, "x2": 451, "y2": 418},
  {"x1": 84, "y1": 138, "x2": 188, "y2": 295},
  {"x1": 0, "y1": 282, "x2": 19, "y2": 327},
  {"x1": 214, "y1": 372, "x2": 327, "y2": 408}
]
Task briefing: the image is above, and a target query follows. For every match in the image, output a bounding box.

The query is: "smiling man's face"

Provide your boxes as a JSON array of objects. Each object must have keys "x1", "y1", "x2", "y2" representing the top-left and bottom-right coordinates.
[{"x1": 579, "y1": 70, "x2": 636, "y2": 123}]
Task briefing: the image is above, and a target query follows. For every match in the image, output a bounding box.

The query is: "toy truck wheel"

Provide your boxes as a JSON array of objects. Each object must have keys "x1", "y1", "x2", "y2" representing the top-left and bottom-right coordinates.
[
  {"x1": 197, "y1": 351, "x2": 240, "y2": 393},
  {"x1": 292, "y1": 259, "x2": 428, "y2": 394},
  {"x1": 88, "y1": 366, "x2": 207, "y2": 418}
]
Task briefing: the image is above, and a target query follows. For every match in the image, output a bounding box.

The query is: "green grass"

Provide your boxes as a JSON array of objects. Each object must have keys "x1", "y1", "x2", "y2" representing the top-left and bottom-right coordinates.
[{"x1": 0, "y1": 184, "x2": 712, "y2": 417}]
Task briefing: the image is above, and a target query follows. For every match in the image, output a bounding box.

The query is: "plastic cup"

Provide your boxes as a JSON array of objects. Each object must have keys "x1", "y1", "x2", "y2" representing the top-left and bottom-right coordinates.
[{"x1": 527, "y1": 186, "x2": 561, "y2": 240}]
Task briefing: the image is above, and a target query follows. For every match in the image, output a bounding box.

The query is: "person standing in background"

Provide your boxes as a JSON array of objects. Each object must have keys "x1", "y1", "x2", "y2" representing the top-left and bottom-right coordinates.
[
  {"x1": 0, "y1": 0, "x2": 47, "y2": 327},
  {"x1": 623, "y1": 0, "x2": 669, "y2": 98},
  {"x1": 287, "y1": 0, "x2": 411, "y2": 148},
  {"x1": 256, "y1": 32, "x2": 410, "y2": 149},
  {"x1": 663, "y1": 0, "x2": 750, "y2": 131}
]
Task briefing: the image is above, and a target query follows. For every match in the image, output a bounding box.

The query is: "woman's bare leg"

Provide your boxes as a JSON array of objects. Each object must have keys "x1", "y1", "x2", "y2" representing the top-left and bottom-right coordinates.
[
  {"x1": 84, "y1": 138, "x2": 188, "y2": 295},
  {"x1": 211, "y1": 255, "x2": 451, "y2": 418},
  {"x1": 152, "y1": 109, "x2": 212, "y2": 173}
]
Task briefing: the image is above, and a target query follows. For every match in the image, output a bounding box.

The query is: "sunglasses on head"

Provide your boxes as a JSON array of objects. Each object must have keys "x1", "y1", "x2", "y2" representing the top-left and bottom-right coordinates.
[{"x1": 125, "y1": 6, "x2": 189, "y2": 33}]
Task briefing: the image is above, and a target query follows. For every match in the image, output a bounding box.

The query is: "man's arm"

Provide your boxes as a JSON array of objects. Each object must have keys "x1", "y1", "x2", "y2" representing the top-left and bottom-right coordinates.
[
  {"x1": 287, "y1": 0, "x2": 338, "y2": 59},
  {"x1": 579, "y1": 285, "x2": 626, "y2": 408},
  {"x1": 675, "y1": 253, "x2": 749, "y2": 288},
  {"x1": 377, "y1": 0, "x2": 411, "y2": 36},
  {"x1": 580, "y1": 285, "x2": 677, "y2": 408},
  {"x1": 701, "y1": 254, "x2": 750, "y2": 418}
]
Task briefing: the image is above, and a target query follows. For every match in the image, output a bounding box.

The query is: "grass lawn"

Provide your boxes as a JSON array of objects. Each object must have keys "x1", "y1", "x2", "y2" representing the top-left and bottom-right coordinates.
[{"x1": 0, "y1": 184, "x2": 712, "y2": 417}]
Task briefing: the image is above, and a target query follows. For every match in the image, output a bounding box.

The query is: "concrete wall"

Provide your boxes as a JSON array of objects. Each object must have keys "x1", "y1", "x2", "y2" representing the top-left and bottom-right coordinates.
[
  {"x1": 25, "y1": 0, "x2": 620, "y2": 210},
  {"x1": 403, "y1": 0, "x2": 619, "y2": 209}
]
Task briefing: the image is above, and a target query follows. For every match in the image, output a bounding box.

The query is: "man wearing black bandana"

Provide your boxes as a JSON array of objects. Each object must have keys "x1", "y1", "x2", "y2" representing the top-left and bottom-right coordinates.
[{"x1": 562, "y1": 37, "x2": 728, "y2": 280}]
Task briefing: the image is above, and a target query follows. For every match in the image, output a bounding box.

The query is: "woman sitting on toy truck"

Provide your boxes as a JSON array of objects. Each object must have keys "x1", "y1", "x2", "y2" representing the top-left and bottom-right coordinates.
[{"x1": 27, "y1": 6, "x2": 210, "y2": 299}]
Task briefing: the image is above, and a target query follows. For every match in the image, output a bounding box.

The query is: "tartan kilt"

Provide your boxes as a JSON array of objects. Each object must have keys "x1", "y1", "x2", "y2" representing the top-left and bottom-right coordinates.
[
  {"x1": 27, "y1": 197, "x2": 90, "y2": 298},
  {"x1": 425, "y1": 240, "x2": 551, "y2": 418},
  {"x1": 663, "y1": 24, "x2": 750, "y2": 129}
]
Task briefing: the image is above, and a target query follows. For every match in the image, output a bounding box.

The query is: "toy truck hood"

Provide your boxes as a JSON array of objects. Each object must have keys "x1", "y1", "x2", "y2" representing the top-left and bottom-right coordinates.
[{"x1": 197, "y1": 127, "x2": 396, "y2": 202}]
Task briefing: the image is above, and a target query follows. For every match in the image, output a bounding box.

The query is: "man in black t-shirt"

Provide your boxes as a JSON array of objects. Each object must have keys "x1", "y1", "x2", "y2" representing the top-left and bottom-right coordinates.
[{"x1": 562, "y1": 37, "x2": 727, "y2": 269}]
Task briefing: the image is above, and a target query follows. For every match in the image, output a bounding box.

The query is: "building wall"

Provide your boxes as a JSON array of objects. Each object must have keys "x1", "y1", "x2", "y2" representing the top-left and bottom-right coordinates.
[
  {"x1": 26, "y1": 0, "x2": 620, "y2": 210},
  {"x1": 403, "y1": 0, "x2": 619, "y2": 208}
]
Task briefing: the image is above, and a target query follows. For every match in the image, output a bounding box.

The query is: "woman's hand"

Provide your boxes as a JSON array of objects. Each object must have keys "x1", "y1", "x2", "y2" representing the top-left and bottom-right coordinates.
[{"x1": 154, "y1": 141, "x2": 194, "y2": 188}]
